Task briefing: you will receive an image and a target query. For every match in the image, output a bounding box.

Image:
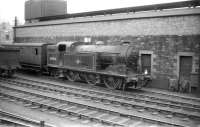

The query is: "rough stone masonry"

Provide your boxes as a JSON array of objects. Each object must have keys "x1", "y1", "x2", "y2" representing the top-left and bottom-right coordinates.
[{"x1": 14, "y1": 7, "x2": 200, "y2": 91}]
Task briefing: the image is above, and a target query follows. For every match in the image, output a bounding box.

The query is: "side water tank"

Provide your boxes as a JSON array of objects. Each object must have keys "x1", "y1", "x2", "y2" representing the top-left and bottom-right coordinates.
[{"x1": 25, "y1": 0, "x2": 67, "y2": 20}]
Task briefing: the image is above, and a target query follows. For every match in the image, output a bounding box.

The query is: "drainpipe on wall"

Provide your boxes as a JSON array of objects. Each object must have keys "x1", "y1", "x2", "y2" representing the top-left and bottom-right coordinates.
[
  {"x1": 13, "y1": 16, "x2": 17, "y2": 43},
  {"x1": 199, "y1": 44, "x2": 200, "y2": 92}
]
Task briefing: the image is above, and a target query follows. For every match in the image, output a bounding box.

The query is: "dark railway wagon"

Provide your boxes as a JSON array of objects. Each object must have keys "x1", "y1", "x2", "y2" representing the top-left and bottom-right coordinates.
[
  {"x1": 4, "y1": 43, "x2": 52, "y2": 72},
  {"x1": 0, "y1": 46, "x2": 20, "y2": 77}
]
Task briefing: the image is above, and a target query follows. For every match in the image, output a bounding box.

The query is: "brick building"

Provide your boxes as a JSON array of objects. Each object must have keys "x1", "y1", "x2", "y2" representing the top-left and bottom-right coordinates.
[{"x1": 14, "y1": 2, "x2": 200, "y2": 92}]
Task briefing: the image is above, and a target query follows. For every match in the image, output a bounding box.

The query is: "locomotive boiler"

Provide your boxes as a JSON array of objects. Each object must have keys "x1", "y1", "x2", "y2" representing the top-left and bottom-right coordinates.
[{"x1": 48, "y1": 41, "x2": 151, "y2": 90}]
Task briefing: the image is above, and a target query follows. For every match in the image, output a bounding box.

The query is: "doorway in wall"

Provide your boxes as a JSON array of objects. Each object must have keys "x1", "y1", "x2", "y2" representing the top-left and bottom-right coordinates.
[
  {"x1": 179, "y1": 56, "x2": 192, "y2": 81},
  {"x1": 141, "y1": 54, "x2": 151, "y2": 74}
]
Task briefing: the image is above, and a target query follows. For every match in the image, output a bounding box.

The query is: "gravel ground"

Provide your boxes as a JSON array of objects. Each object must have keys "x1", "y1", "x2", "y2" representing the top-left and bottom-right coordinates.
[{"x1": 0, "y1": 101, "x2": 90, "y2": 127}]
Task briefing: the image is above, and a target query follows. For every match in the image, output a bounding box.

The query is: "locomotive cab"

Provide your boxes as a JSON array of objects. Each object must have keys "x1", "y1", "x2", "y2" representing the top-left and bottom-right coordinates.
[
  {"x1": 47, "y1": 41, "x2": 77, "y2": 76},
  {"x1": 57, "y1": 42, "x2": 67, "y2": 66},
  {"x1": 47, "y1": 41, "x2": 76, "y2": 66}
]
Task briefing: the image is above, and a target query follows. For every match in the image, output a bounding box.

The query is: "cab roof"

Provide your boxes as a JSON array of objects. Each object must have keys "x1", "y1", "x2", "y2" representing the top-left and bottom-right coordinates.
[{"x1": 56, "y1": 41, "x2": 77, "y2": 48}]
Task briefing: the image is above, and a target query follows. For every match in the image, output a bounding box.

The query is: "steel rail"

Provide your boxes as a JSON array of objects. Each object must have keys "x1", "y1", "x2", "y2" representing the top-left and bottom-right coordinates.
[
  {"x1": 0, "y1": 81, "x2": 199, "y2": 127},
  {"x1": 10, "y1": 77, "x2": 200, "y2": 110},
  {"x1": 1, "y1": 77, "x2": 200, "y2": 120},
  {"x1": 0, "y1": 110, "x2": 53, "y2": 127},
  {"x1": 16, "y1": 75, "x2": 200, "y2": 105}
]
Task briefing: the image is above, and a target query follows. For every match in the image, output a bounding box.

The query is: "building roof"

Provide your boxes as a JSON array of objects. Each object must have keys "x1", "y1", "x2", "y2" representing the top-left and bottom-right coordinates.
[
  {"x1": 2, "y1": 43, "x2": 49, "y2": 47},
  {"x1": 17, "y1": 6, "x2": 200, "y2": 28},
  {"x1": 34, "y1": 0, "x2": 200, "y2": 21}
]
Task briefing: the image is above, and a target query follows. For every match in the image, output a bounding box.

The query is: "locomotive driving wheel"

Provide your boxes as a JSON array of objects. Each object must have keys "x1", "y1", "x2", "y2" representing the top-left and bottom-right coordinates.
[
  {"x1": 66, "y1": 71, "x2": 79, "y2": 82},
  {"x1": 103, "y1": 76, "x2": 123, "y2": 89},
  {"x1": 85, "y1": 73, "x2": 99, "y2": 85},
  {"x1": 78, "y1": 73, "x2": 86, "y2": 81}
]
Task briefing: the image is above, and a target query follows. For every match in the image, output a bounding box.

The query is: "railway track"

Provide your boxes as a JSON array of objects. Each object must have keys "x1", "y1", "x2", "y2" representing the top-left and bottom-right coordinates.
[
  {"x1": 5, "y1": 76, "x2": 200, "y2": 112},
  {"x1": 0, "y1": 83, "x2": 156, "y2": 127},
  {"x1": 0, "y1": 77, "x2": 200, "y2": 127},
  {"x1": 18, "y1": 74, "x2": 200, "y2": 108},
  {"x1": 17, "y1": 73, "x2": 200, "y2": 106},
  {"x1": 0, "y1": 110, "x2": 51, "y2": 127},
  {"x1": 16, "y1": 75, "x2": 200, "y2": 108}
]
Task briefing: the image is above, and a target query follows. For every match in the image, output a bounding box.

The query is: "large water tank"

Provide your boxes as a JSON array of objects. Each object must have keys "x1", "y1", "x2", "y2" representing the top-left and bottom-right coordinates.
[{"x1": 25, "y1": 0, "x2": 67, "y2": 20}]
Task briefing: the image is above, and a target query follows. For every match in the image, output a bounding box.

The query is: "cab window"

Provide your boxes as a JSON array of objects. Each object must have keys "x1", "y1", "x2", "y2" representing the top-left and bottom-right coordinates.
[
  {"x1": 58, "y1": 44, "x2": 66, "y2": 52},
  {"x1": 35, "y1": 48, "x2": 38, "y2": 55}
]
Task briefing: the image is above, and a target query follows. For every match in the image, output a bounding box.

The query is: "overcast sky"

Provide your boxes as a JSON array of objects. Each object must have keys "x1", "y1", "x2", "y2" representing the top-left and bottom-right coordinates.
[{"x1": 0, "y1": 0, "x2": 186, "y2": 25}]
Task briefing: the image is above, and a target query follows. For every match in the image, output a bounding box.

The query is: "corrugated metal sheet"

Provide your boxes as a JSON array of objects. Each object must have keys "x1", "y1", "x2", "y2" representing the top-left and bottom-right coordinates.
[
  {"x1": 43, "y1": 0, "x2": 67, "y2": 17},
  {"x1": 4, "y1": 43, "x2": 47, "y2": 47},
  {"x1": 30, "y1": 0, "x2": 42, "y2": 19},
  {"x1": 25, "y1": 0, "x2": 67, "y2": 20},
  {"x1": 25, "y1": 0, "x2": 200, "y2": 21},
  {"x1": 25, "y1": 0, "x2": 31, "y2": 20}
]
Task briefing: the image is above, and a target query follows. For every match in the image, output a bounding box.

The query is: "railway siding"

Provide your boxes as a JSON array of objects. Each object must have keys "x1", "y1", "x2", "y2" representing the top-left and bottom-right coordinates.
[
  {"x1": 2, "y1": 77, "x2": 200, "y2": 119},
  {"x1": 15, "y1": 75, "x2": 200, "y2": 106},
  {"x1": 0, "y1": 81, "x2": 200, "y2": 127},
  {"x1": 0, "y1": 110, "x2": 54, "y2": 127},
  {"x1": 7, "y1": 77, "x2": 200, "y2": 111}
]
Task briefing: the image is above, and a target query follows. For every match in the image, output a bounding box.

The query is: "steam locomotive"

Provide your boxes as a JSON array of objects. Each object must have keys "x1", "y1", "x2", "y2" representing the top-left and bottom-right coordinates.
[{"x1": 3, "y1": 41, "x2": 151, "y2": 90}]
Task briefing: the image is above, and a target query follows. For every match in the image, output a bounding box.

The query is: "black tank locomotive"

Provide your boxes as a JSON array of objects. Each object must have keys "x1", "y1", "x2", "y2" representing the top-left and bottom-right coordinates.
[{"x1": 48, "y1": 41, "x2": 151, "y2": 90}]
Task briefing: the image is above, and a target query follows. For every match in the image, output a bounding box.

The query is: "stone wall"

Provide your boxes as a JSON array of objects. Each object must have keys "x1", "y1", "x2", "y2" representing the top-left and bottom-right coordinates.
[
  {"x1": 16, "y1": 15, "x2": 200, "y2": 38},
  {"x1": 15, "y1": 8, "x2": 200, "y2": 90}
]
